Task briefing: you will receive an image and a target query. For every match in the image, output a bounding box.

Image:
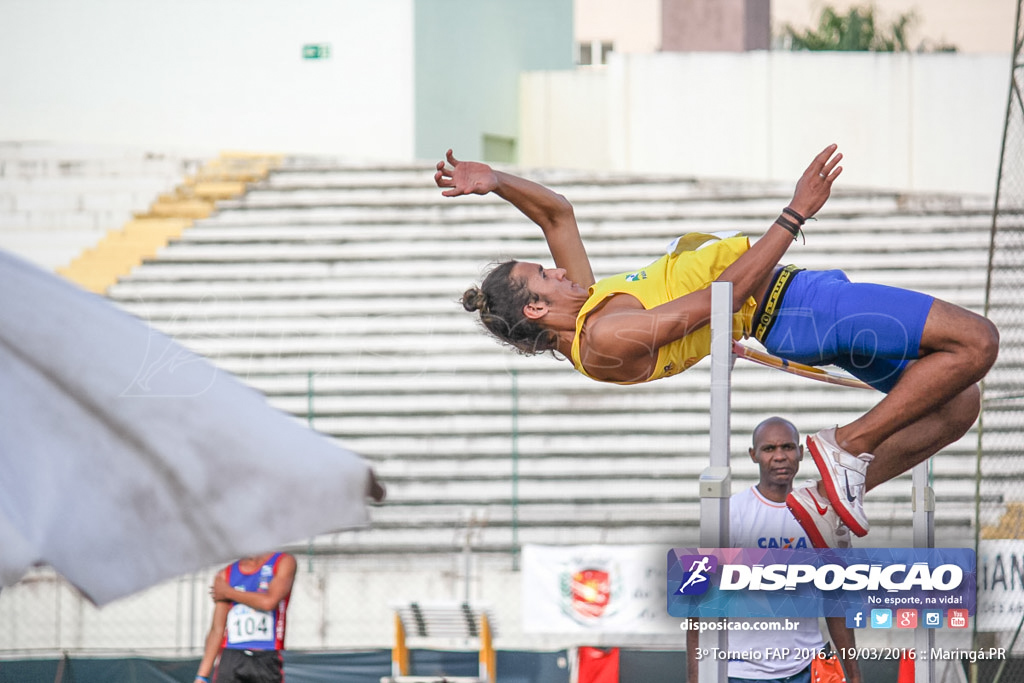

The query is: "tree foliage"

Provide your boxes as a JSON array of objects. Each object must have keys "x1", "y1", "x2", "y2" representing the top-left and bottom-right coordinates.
[{"x1": 781, "y1": 5, "x2": 957, "y2": 52}]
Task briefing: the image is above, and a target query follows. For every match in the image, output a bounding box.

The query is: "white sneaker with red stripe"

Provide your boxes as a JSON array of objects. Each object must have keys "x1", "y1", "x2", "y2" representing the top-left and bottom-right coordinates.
[
  {"x1": 807, "y1": 427, "x2": 873, "y2": 537},
  {"x1": 786, "y1": 481, "x2": 852, "y2": 549}
]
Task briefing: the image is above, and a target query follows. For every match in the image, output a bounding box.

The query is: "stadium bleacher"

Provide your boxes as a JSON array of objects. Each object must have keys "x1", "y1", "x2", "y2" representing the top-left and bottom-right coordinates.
[
  {"x1": 85, "y1": 154, "x2": 998, "y2": 555},
  {"x1": 0, "y1": 142, "x2": 202, "y2": 272},
  {"x1": 2, "y1": 143, "x2": 1014, "y2": 658}
]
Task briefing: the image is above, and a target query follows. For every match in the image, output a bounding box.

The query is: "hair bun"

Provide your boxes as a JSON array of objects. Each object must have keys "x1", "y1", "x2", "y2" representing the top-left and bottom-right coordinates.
[{"x1": 461, "y1": 287, "x2": 489, "y2": 313}]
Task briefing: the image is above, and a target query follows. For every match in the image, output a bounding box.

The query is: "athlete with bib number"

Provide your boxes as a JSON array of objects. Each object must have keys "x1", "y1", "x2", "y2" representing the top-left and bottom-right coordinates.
[{"x1": 195, "y1": 552, "x2": 296, "y2": 683}]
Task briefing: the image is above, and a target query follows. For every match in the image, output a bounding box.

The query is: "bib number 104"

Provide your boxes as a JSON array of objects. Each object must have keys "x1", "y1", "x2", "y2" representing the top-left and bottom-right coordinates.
[{"x1": 227, "y1": 608, "x2": 272, "y2": 644}]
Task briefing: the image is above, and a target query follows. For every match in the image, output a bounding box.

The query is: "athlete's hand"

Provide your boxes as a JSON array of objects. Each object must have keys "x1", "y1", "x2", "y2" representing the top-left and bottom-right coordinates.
[
  {"x1": 211, "y1": 574, "x2": 230, "y2": 602},
  {"x1": 434, "y1": 149, "x2": 499, "y2": 197},
  {"x1": 789, "y1": 144, "x2": 843, "y2": 219},
  {"x1": 367, "y1": 468, "x2": 387, "y2": 503}
]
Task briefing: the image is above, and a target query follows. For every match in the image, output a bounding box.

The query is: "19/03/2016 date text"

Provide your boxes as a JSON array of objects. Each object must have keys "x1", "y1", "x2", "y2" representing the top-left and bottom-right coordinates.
[
  {"x1": 841, "y1": 648, "x2": 1007, "y2": 662},
  {"x1": 694, "y1": 647, "x2": 1007, "y2": 662}
]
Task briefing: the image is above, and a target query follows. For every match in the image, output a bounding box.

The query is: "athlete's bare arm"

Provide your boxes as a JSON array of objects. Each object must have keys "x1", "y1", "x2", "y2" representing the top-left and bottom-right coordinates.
[
  {"x1": 435, "y1": 150, "x2": 595, "y2": 288},
  {"x1": 212, "y1": 554, "x2": 297, "y2": 612},
  {"x1": 195, "y1": 597, "x2": 230, "y2": 681},
  {"x1": 579, "y1": 145, "x2": 843, "y2": 382}
]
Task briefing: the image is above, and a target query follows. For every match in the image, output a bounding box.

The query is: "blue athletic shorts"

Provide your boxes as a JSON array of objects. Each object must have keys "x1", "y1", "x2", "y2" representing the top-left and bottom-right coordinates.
[{"x1": 761, "y1": 269, "x2": 934, "y2": 393}]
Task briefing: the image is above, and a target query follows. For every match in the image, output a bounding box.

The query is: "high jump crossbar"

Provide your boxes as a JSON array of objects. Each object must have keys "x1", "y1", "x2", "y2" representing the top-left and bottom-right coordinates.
[
  {"x1": 731, "y1": 341, "x2": 872, "y2": 390},
  {"x1": 702, "y1": 282, "x2": 936, "y2": 683}
]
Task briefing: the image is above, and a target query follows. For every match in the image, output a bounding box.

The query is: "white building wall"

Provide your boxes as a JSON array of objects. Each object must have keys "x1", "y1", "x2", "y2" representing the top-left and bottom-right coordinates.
[
  {"x1": 0, "y1": 0, "x2": 416, "y2": 161},
  {"x1": 522, "y1": 51, "x2": 1010, "y2": 195},
  {"x1": 574, "y1": 0, "x2": 662, "y2": 53},
  {"x1": 413, "y1": 0, "x2": 574, "y2": 162},
  {"x1": 519, "y1": 69, "x2": 612, "y2": 170}
]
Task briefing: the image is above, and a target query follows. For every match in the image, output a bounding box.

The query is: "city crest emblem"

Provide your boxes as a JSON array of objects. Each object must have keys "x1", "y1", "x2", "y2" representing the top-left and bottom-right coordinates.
[{"x1": 559, "y1": 563, "x2": 622, "y2": 624}]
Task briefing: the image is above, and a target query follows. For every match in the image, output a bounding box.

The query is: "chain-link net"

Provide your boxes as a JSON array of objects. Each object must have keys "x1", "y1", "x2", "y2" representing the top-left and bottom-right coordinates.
[
  {"x1": 0, "y1": 553, "x2": 663, "y2": 656},
  {"x1": 977, "y1": 2, "x2": 1024, "y2": 682}
]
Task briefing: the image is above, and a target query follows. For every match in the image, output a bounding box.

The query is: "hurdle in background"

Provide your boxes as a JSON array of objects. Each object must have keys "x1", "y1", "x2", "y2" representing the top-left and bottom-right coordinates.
[
  {"x1": 702, "y1": 282, "x2": 936, "y2": 683},
  {"x1": 384, "y1": 602, "x2": 495, "y2": 683}
]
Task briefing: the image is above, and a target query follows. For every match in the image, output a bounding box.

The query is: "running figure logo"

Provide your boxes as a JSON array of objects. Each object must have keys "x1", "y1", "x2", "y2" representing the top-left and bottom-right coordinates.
[{"x1": 676, "y1": 555, "x2": 718, "y2": 595}]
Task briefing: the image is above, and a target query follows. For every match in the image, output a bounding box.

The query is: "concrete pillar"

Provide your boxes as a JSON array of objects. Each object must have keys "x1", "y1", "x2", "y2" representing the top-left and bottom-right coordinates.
[{"x1": 662, "y1": 0, "x2": 771, "y2": 51}]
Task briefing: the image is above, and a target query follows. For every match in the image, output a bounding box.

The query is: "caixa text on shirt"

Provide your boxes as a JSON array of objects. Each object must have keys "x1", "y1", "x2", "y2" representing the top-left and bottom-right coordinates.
[{"x1": 755, "y1": 535, "x2": 808, "y2": 549}]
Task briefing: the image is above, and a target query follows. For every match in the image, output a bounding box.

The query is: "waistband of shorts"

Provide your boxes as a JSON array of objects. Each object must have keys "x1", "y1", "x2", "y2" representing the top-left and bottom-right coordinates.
[
  {"x1": 753, "y1": 264, "x2": 804, "y2": 343},
  {"x1": 225, "y1": 647, "x2": 281, "y2": 656}
]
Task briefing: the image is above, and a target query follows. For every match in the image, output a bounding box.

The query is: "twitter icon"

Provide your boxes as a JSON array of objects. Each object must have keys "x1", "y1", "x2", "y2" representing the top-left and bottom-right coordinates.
[{"x1": 871, "y1": 609, "x2": 893, "y2": 629}]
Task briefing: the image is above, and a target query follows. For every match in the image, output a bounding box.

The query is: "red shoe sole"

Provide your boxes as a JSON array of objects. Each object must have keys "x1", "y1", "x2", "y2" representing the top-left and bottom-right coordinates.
[
  {"x1": 807, "y1": 435, "x2": 869, "y2": 537},
  {"x1": 786, "y1": 493, "x2": 830, "y2": 549}
]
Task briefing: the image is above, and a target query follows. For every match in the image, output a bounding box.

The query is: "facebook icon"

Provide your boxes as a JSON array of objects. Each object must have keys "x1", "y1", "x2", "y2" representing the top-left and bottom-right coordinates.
[{"x1": 846, "y1": 609, "x2": 865, "y2": 629}]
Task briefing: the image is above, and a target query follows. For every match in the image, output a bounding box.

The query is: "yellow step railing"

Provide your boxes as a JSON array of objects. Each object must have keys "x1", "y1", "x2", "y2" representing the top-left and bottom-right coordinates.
[
  {"x1": 982, "y1": 502, "x2": 1024, "y2": 539},
  {"x1": 58, "y1": 151, "x2": 282, "y2": 293}
]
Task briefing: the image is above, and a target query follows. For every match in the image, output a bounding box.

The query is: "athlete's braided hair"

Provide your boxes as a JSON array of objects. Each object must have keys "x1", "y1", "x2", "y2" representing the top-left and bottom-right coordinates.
[{"x1": 461, "y1": 260, "x2": 558, "y2": 355}]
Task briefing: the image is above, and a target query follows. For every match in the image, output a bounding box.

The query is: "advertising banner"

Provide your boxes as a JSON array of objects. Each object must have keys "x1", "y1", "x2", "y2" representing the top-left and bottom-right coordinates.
[
  {"x1": 521, "y1": 545, "x2": 678, "y2": 633},
  {"x1": 977, "y1": 539, "x2": 1024, "y2": 631}
]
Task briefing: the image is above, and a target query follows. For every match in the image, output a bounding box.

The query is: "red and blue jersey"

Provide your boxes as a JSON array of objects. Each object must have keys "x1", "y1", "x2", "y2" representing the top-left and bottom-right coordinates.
[{"x1": 221, "y1": 553, "x2": 289, "y2": 651}]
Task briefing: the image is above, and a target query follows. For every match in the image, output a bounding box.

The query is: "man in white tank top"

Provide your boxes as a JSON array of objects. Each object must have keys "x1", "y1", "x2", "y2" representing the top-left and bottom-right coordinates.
[{"x1": 687, "y1": 417, "x2": 862, "y2": 683}]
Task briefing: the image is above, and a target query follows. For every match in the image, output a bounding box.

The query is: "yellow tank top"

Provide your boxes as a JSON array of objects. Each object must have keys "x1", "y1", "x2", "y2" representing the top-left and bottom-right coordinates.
[{"x1": 570, "y1": 234, "x2": 756, "y2": 384}]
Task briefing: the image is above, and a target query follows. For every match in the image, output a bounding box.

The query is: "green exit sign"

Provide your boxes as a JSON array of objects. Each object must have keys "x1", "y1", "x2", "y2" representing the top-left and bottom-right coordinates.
[{"x1": 302, "y1": 44, "x2": 331, "y2": 60}]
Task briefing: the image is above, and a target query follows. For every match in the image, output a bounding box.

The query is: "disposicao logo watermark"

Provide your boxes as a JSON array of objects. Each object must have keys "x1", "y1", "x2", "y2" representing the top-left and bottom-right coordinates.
[
  {"x1": 675, "y1": 555, "x2": 718, "y2": 595},
  {"x1": 667, "y1": 547, "x2": 975, "y2": 619}
]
